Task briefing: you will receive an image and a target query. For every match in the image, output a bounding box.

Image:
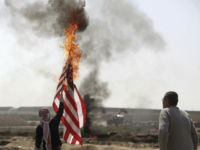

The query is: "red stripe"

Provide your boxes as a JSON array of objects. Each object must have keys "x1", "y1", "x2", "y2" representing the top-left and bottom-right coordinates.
[
  {"x1": 63, "y1": 85, "x2": 77, "y2": 111},
  {"x1": 59, "y1": 73, "x2": 65, "y2": 81},
  {"x1": 56, "y1": 78, "x2": 64, "y2": 90},
  {"x1": 52, "y1": 101, "x2": 59, "y2": 114},
  {"x1": 57, "y1": 72, "x2": 65, "y2": 89},
  {"x1": 60, "y1": 70, "x2": 65, "y2": 78},
  {"x1": 59, "y1": 67, "x2": 66, "y2": 79},
  {"x1": 74, "y1": 85, "x2": 86, "y2": 126},
  {"x1": 65, "y1": 92, "x2": 76, "y2": 110},
  {"x1": 52, "y1": 67, "x2": 84, "y2": 146},
  {"x1": 53, "y1": 92, "x2": 61, "y2": 113},
  {"x1": 64, "y1": 130, "x2": 70, "y2": 141},
  {"x1": 57, "y1": 71, "x2": 65, "y2": 86},
  {"x1": 61, "y1": 116, "x2": 82, "y2": 145},
  {"x1": 53, "y1": 100, "x2": 82, "y2": 145},
  {"x1": 61, "y1": 116, "x2": 82, "y2": 144},
  {"x1": 54, "y1": 88, "x2": 62, "y2": 100},
  {"x1": 55, "y1": 67, "x2": 66, "y2": 97},
  {"x1": 71, "y1": 138, "x2": 76, "y2": 144},
  {"x1": 63, "y1": 100, "x2": 79, "y2": 127}
]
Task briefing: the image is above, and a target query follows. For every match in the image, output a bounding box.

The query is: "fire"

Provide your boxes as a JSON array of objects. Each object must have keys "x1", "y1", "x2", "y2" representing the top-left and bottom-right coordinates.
[
  {"x1": 89, "y1": 134, "x2": 97, "y2": 138},
  {"x1": 55, "y1": 9, "x2": 83, "y2": 84},
  {"x1": 62, "y1": 23, "x2": 82, "y2": 83}
]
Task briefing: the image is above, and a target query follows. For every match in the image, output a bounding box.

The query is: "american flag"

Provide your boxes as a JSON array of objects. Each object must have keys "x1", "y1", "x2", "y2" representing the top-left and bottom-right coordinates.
[{"x1": 52, "y1": 60, "x2": 86, "y2": 145}]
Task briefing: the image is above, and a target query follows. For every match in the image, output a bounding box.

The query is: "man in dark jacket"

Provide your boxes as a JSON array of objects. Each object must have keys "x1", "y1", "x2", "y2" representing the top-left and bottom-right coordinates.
[{"x1": 35, "y1": 94, "x2": 64, "y2": 150}]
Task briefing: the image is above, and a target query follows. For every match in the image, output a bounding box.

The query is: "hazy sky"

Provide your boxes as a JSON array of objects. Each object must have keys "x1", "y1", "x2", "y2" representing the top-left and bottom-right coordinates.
[{"x1": 0, "y1": 0, "x2": 200, "y2": 110}]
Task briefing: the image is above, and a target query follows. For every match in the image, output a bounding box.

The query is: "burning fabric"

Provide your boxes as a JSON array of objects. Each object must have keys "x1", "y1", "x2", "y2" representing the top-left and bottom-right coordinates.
[{"x1": 51, "y1": 0, "x2": 88, "y2": 146}]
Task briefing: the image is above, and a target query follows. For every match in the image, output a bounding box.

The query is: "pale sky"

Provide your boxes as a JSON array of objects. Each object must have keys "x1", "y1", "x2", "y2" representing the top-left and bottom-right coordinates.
[{"x1": 0, "y1": 0, "x2": 200, "y2": 111}]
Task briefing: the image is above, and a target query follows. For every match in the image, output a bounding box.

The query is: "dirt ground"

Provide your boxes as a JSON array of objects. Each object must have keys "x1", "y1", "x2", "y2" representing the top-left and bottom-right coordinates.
[{"x1": 0, "y1": 136, "x2": 200, "y2": 150}]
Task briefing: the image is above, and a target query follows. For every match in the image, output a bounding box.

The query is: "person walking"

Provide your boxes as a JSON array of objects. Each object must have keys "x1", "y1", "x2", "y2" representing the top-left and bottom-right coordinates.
[
  {"x1": 35, "y1": 93, "x2": 64, "y2": 150},
  {"x1": 159, "y1": 91, "x2": 198, "y2": 150}
]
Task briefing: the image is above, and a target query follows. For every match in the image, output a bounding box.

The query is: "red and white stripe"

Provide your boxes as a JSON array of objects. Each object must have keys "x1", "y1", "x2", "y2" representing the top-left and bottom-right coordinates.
[{"x1": 52, "y1": 61, "x2": 86, "y2": 145}]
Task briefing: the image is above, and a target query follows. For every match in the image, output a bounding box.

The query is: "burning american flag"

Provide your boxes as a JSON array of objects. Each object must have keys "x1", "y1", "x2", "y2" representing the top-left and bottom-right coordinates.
[
  {"x1": 52, "y1": 10, "x2": 87, "y2": 144},
  {"x1": 52, "y1": 61, "x2": 86, "y2": 145}
]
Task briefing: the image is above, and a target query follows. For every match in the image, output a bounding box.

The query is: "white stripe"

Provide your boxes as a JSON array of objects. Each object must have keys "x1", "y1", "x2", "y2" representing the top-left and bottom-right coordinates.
[
  {"x1": 55, "y1": 98, "x2": 60, "y2": 108},
  {"x1": 63, "y1": 110, "x2": 72, "y2": 144},
  {"x1": 63, "y1": 106, "x2": 81, "y2": 136},
  {"x1": 56, "y1": 66, "x2": 67, "y2": 93},
  {"x1": 75, "y1": 141, "x2": 79, "y2": 145},
  {"x1": 58, "y1": 74, "x2": 65, "y2": 86},
  {"x1": 67, "y1": 84, "x2": 74, "y2": 99},
  {"x1": 57, "y1": 69, "x2": 66, "y2": 85},
  {"x1": 58, "y1": 58, "x2": 68, "y2": 84},
  {"x1": 63, "y1": 108, "x2": 80, "y2": 135},
  {"x1": 63, "y1": 91, "x2": 78, "y2": 120},
  {"x1": 74, "y1": 88, "x2": 84, "y2": 128},
  {"x1": 67, "y1": 133, "x2": 73, "y2": 143},
  {"x1": 55, "y1": 82, "x2": 64, "y2": 96},
  {"x1": 63, "y1": 125, "x2": 66, "y2": 138}
]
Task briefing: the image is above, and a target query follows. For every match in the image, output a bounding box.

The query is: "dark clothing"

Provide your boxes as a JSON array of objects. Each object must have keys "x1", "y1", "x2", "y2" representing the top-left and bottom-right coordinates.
[{"x1": 35, "y1": 102, "x2": 64, "y2": 150}]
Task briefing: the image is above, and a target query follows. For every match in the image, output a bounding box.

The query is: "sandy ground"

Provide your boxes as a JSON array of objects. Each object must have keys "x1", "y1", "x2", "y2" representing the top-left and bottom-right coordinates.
[{"x1": 0, "y1": 136, "x2": 200, "y2": 150}]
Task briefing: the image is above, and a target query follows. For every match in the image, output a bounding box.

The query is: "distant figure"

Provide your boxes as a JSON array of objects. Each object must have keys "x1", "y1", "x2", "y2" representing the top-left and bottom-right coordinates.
[
  {"x1": 159, "y1": 91, "x2": 198, "y2": 150},
  {"x1": 35, "y1": 94, "x2": 64, "y2": 150}
]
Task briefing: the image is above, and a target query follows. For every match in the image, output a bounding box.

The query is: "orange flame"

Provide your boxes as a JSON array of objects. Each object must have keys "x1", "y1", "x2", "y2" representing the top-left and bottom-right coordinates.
[
  {"x1": 89, "y1": 134, "x2": 97, "y2": 138},
  {"x1": 55, "y1": 9, "x2": 83, "y2": 84},
  {"x1": 62, "y1": 23, "x2": 82, "y2": 82}
]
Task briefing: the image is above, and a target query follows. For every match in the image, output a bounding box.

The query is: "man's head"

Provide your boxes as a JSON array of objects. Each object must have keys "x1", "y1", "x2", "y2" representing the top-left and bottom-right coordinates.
[
  {"x1": 39, "y1": 107, "x2": 51, "y2": 122},
  {"x1": 162, "y1": 91, "x2": 178, "y2": 108}
]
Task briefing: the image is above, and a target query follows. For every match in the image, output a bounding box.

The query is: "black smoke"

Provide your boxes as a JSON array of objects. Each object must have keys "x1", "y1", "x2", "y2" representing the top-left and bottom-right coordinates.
[
  {"x1": 80, "y1": 69, "x2": 110, "y2": 100},
  {"x1": 4, "y1": 0, "x2": 166, "y2": 123},
  {"x1": 82, "y1": 95, "x2": 95, "y2": 135},
  {"x1": 80, "y1": 69, "x2": 110, "y2": 135},
  {"x1": 4, "y1": 0, "x2": 89, "y2": 37},
  {"x1": 76, "y1": 0, "x2": 166, "y2": 117}
]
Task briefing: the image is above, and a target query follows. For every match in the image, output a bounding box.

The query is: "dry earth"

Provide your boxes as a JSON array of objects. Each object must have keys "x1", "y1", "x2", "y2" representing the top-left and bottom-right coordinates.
[{"x1": 0, "y1": 136, "x2": 200, "y2": 150}]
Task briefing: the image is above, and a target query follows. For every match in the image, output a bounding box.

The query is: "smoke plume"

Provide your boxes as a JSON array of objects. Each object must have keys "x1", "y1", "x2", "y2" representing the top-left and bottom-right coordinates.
[
  {"x1": 79, "y1": 68, "x2": 110, "y2": 135},
  {"x1": 4, "y1": 0, "x2": 89, "y2": 37},
  {"x1": 3, "y1": 0, "x2": 166, "y2": 109},
  {"x1": 77, "y1": 0, "x2": 166, "y2": 109},
  {"x1": 80, "y1": 68, "x2": 110, "y2": 100},
  {"x1": 82, "y1": 95, "x2": 95, "y2": 135}
]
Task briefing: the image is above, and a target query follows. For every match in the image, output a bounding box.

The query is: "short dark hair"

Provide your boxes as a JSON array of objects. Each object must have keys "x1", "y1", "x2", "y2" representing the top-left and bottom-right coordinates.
[{"x1": 163, "y1": 91, "x2": 178, "y2": 105}]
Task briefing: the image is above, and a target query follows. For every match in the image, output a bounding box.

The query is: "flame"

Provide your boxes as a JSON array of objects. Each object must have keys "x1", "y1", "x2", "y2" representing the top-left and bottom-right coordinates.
[
  {"x1": 89, "y1": 134, "x2": 97, "y2": 138},
  {"x1": 62, "y1": 23, "x2": 82, "y2": 82},
  {"x1": 55, "y1": 9, "x2": 83, "y2": 84}
]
